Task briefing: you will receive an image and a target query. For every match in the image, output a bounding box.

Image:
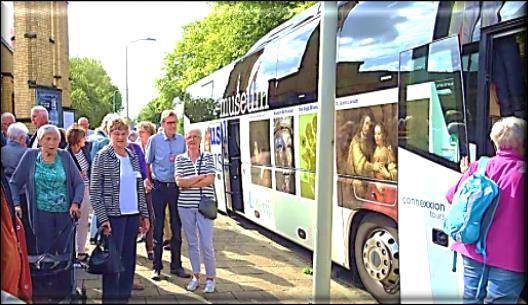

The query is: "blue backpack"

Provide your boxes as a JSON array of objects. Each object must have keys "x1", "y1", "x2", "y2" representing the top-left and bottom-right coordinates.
[{"x1": 444, "y1": 157, "x2": 500, "y2": 271}]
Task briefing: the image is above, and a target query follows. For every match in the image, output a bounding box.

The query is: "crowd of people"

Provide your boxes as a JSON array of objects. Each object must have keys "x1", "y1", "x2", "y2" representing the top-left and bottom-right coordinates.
[{"x1": 1, "y1": 108, "x2": 218, "y2": 303}]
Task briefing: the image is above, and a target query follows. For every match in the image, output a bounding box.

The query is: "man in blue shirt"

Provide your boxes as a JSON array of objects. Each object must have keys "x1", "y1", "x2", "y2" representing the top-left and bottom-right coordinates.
[{"x1": 146, "y1": 110, "x2": 190, "y2": 280}]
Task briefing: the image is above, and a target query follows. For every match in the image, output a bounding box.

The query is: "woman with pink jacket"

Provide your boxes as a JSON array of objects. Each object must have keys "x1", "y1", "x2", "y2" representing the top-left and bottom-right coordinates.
[{"x1": 446, "y1": 117, "x2": 525, "y2": 304}]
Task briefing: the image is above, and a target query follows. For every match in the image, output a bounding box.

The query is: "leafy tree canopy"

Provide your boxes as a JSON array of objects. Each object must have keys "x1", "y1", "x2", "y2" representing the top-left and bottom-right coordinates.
[{"x1": 70, "y1": 57, "x2": 123, "y2": 127}]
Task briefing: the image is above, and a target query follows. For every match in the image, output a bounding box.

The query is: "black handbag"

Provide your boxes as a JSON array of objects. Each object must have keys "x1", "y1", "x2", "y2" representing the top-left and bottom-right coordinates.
[
  {"x1": 197, "y1": 153, "x2": 218, "y2": 220},
  {"x1": 87, "y1": 228, "x2": 124, "y2": 275}
]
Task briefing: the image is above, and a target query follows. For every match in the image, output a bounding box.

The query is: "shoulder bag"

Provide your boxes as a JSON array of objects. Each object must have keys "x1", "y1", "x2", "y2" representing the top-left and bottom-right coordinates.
[{"x1": 197, "y1": 153, "x2": 218, "y2": 220}]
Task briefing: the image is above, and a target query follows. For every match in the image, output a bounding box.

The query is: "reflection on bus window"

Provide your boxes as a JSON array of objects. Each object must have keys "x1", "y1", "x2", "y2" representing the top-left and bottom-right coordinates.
[
  {"x1": 299, "y1": 113, "x2": 317, "y2": 199},
  {"x1": 249, "y1": 120, "x2": 272, "y2": 188},
  {"x1": 337, "y1": 1, "x2": 438, "y2": 97},
  {"x1": 399, "y1": 36, "x2": 467, "y2": 165},
  {"x1": 276, "y1": 21, "x2": 318, "y2": 80},
  {"x1": 274, "y1": 117, "x2": 295, "y2": 195}
]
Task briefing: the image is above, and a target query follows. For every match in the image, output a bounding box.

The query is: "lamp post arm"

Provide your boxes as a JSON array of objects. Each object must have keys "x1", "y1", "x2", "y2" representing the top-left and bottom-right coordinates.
[{"x1": 125, "y1": 45, "x2": 129, "y2": 119}]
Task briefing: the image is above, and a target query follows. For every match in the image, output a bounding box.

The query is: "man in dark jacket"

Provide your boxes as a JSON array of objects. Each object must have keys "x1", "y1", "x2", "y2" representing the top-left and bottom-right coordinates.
[{"x1": 28, "y1": 106, "x2": 67, "y2": 149}]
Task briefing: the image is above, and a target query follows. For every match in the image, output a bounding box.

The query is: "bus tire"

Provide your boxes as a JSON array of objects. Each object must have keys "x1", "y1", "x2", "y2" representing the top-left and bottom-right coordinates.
[{"x1": 354, "y1": 213, "x2": 399, "y2": 303}]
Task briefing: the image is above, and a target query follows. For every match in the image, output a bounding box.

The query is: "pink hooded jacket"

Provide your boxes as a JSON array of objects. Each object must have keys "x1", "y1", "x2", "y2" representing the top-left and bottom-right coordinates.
[{"x1": 446, "y1": 149, "x2": 526, "y2": 273}]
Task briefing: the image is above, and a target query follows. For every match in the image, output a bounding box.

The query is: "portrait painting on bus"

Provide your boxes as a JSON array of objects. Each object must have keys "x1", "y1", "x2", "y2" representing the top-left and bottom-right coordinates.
[
  {"x1": 203, "y1": 126, "x2": 211, "y2": 152},
  {"x1": 249, "y1": 119, "x2": 272, "y2": 188},
  {"x1": 335, "y1": 104, "x2": 398, "y2": 209},
  {"x1": 299, "y1": 113, "x2": 317, "y2": 200},
  {"x1": 274, "y1": 116, "x2": 295, "y2": 195}
]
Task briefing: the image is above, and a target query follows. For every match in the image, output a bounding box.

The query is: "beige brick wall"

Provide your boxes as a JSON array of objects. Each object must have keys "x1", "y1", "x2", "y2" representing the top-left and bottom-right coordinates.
[
  {"x1": 13, "y1": 1, "x2": 70, "y2": 121},
  {"x1": 1, "y1": 42, "x2": 14, "y2": 113},
  {"x1": 1, "y1": 75, "x2": 14, "y2": 114}
]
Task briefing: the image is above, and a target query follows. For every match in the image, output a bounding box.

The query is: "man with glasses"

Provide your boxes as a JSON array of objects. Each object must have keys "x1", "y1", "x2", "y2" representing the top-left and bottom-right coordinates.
[{"x1": 145, "y1": 110, "x2": 190, "y2": 280}]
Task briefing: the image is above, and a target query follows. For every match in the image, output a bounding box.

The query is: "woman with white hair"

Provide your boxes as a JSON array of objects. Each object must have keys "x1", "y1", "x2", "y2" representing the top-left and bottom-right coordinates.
[
  {"x1": 1, "y1": 122, "x2": 32, "y2": 250},
  {"x1": 175, "y1": 128, "x2": 217, "y2": 293},
  {"x1": 446, "y1": 116, "x2": 526, "y2": 303},
  {"x1": 9, "y1": 124, "x2": 85, "y2": 302},
  {"x1": 2, "y1": 122, "x2": 29, "y2": 180}
]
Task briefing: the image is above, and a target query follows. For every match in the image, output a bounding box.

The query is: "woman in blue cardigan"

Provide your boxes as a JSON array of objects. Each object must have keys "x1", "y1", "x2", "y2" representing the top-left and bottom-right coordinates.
[{"x1": 9, "y1": 124, "x2": 85, "y2": 302}]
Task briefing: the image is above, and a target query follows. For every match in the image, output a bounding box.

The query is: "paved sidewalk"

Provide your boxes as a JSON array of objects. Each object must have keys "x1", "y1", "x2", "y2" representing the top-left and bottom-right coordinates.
[{"x1": 79, "y1": 214, "x2": 376, "y2": 304}]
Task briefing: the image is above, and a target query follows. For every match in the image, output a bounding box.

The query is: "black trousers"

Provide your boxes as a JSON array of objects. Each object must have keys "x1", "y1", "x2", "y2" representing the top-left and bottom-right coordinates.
[{"x1": 151, "y1": 181, "x2": 183, "y2": 271}]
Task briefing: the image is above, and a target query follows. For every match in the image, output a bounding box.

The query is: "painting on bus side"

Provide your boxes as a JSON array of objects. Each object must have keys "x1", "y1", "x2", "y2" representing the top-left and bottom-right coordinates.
[
  {"x1": 299, "y1": 113, "x2": 317, "y2": 200},
  {"x1": 249, "y1": 119, "x2": 272, "y2": 188},
  {"x1": 335, "y1": 104, "x2": 398, "y2": 212},
  {"x1": 274, "y1": 116, "x2": 296, "y2": 195}
]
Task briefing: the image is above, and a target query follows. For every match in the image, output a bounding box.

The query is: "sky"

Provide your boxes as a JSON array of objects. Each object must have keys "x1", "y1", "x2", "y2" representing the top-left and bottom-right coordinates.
[{"x1": 67, "y1": 1, "x2": 212, "y2": 119}]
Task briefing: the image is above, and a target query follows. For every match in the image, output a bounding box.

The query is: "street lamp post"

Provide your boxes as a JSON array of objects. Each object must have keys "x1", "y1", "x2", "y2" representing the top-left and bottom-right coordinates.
[
  {"x1": 111, "y1": 89, "x2": 120, "y2": 113},
  {"x1": 125, "y1": 37, "x2": 156, "y2": 120}
]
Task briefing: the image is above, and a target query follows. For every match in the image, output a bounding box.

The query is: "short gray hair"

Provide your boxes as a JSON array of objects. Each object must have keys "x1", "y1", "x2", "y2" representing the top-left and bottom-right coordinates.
[
  {"x1": 31, "y1": 105, "x2": 49, "y2": 119},
  {"x1": 185, "y1": 128, "x2": 202, "y2": 138},
  {"x1": 160, "y1": 110, "x2": 178, "y2": 124},
  {"x1": 490, "y1": 116, "x2": 526, "y2": 151},
  {"x1": 1, "y1": 112, "x2": 15, "y2": 123},
  {"x1": 36, "y1": 124, "x2": 61, "y2": 141},
  {"x1": 7, "y1": 122, "x2": 28, "y2": 141}
]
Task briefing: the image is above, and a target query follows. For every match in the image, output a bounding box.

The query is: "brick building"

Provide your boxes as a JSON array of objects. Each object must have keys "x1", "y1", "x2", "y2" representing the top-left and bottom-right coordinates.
[
  {"x1": 1, "y1": 37, "x2": 14, "y2": 113},
  {"x1": 9, "y1": 1, "x2": 71, "y2": 130}
]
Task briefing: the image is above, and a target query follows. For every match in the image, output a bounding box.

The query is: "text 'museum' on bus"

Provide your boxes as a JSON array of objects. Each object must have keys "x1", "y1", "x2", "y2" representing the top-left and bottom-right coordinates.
[{"x1": 185, "y1": 1, "x2": 526, "y2": 303}]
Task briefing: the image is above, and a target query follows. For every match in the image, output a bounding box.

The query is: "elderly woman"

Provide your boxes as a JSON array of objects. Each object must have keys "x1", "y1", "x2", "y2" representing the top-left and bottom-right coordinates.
[
  {"x1": 175, "y1": 128, "x2": 217, "y2": 293},
  {"x1": 1, "y1": 122, "x2": 34, "y2": 252},
  {"x1": 9, "y1": 124, "x2": 84, "y2": 301},
  {"x1": 65, "y1": 124, "x2": 92, "y2": 262},
  {"x1": 135, "y1": 121, "x2": 157, "y2": 260},
  {"x1": 90, "y1": 116, "x2": 150, "y2": 303},
  {"x1": 446, "y1": 116, "x2": 526, "y2": 303}
]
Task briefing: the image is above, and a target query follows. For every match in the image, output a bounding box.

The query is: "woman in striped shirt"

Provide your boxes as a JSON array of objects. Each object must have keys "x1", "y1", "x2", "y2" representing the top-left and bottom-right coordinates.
[
  {"x1": 175, "y1": 128, "x2": 217, "y2": 293},
  {"x1": 65, "y1": 124, "x2": 92, "y2": 262}
]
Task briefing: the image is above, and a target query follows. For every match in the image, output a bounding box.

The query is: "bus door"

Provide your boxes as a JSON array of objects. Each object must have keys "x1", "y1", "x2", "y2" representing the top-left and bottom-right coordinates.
[
  {"x1": 397, "y1": 36, "x2": 469, "y2": 303},
  {"x1": 207, "y1": 122, "x2": 227, "y2": 214},
  {"x1": 475, "y1": 17, "x2": 526, "y2": 157},
  {"x1": 223, "y1": 119, "x2": 244, "y2": 212}
]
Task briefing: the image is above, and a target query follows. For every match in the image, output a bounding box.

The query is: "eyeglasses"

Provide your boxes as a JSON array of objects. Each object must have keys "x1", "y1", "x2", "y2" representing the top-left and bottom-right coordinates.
[
  {"x1": 164, "y1": 121, "x2": 177, "y2": 125},
  {"x1": 185, "y1": 135, "x2": 200, "y2": 140}
]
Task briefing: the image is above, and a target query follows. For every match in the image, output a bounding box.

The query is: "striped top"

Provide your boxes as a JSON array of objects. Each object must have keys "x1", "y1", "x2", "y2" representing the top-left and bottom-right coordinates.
[
  {"x1": 74, "y1": 150, "x2": 90, "y2": 186},
  {"x1": 175, "y1": 152, "x2": 216, "y2": 208}
]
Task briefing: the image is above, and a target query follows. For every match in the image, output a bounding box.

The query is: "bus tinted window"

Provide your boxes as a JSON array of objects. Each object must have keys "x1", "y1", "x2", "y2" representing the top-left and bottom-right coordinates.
[
  {"x1": 337, "y1": 1, "x2": 438, "y2": 97},
  {"x1": 249, "y1": 119, "x2": 272, "y2": 188},
  {"x1": 272, "y1": 22, "x2": 319, "y2": 108},
  {"x1": 399, "y1": 37, "x2": 467, "y2": 165},
  {"x1": 273, "y1": 116, "x2": 296, "y2": 195},
  {"x1": 246, "y1": 45, "x2": 277, "y2": 99}
]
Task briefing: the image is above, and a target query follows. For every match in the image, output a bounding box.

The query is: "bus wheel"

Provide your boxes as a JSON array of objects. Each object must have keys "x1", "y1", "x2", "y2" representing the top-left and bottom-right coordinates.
[{"x1": 354, "y1": 214, "x2": 399, "y2": 303}]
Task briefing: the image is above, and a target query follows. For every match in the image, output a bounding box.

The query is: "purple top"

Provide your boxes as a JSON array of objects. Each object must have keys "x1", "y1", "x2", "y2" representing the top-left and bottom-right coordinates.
[
  {"x1": 128, "y1": 142, "x2": 147, "y2": 180},
  {"x1": 446, "y1": 149, "x2": 526, "y2": 272}
]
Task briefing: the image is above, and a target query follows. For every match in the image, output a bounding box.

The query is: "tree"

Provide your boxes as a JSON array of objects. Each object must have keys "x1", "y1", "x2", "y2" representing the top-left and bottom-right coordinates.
[
  {"x1": 70, "y1": 57, "x2": 123, "y2": 127},
  {"x1": 138, "y1": 1, "x2": 316, "y2": 123}
]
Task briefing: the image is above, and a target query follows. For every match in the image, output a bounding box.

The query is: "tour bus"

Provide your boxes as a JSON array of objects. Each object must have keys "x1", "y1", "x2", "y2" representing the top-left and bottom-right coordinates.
[{"x1": 185, "y1": 1, "x2": 526, "y2": 302}]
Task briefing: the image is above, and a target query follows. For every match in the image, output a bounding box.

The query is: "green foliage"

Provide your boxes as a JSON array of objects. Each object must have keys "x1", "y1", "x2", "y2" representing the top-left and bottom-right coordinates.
[
  {"x1": 70, "y1": 57, "x2": 123, "y2": 127},
  {"x1": 302, "y1": 267, "x2": 313, "y2": 275},
  {"x1": 135, "y1": 96, "x2": 173, "y2": 126},
  {"x1": 182, "y1": 93, "x2": 218, "y2": 123},
  {"x1": 138, "y1": 1, "x2": 316, "y2": 123}
]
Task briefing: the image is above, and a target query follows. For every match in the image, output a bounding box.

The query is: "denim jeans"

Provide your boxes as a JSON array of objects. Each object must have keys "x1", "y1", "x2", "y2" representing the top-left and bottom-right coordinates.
[{"x1": 462, "y1": 255, "x2": 526, "y2": 304}]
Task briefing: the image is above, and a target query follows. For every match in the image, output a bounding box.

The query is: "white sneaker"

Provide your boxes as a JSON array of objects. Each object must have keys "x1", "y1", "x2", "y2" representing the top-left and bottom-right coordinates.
[
  {"x1": 151, "y1": 270, "x2": 161, "y2": 281},
  {"x1": 203, "y1": 279, "x2": 215, "y2": 293},
  {"x1": 186, "y1": 277, "x2": 199, "y2": 291}
]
